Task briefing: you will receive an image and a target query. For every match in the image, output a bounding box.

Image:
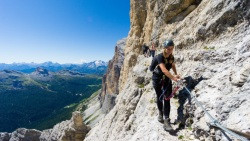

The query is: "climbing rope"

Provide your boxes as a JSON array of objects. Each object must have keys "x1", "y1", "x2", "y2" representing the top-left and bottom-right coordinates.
[{"x1": 177, "y1": 80, "x2": 249, "y2": 141}]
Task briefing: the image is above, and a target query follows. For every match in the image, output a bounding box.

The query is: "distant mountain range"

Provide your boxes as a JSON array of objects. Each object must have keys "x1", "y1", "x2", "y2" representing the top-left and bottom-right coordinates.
[{"x1": 0, "y1": 60, "x2": 108, "y2": 75}]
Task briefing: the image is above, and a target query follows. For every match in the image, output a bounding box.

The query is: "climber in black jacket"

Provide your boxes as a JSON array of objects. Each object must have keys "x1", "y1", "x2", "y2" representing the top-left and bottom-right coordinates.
[{"x1": 152, "y1": 39, "x2": 180, "y2": 132}]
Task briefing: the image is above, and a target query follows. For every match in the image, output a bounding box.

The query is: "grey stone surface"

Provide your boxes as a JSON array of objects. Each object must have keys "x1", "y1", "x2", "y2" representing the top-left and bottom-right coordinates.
[
  {"x1": 100, "y1": 38, "x2": 126, "y2": 113},
  {"x1": 0, "y1": 112, "x2": 90, "y2": 141},
  {"x1": 0, "y1": 133, "x2": 11, "y2": 141},
  {"x1": 9, "y1": 128, "x2": 41, "y2": 141}
]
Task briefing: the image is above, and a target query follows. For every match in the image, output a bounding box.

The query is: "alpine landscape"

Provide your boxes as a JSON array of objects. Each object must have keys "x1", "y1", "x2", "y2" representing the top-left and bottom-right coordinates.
[{"x1": 0, "y1": 0, "x2": 250, "y2": 141}]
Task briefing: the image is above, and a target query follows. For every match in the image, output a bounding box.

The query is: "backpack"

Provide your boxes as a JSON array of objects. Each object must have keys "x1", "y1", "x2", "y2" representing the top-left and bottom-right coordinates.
[
  {"x1": 142, "y1": 45, "x2": 146, "y2": 51},
  {"x1": 149, "y1": 55, "x2": 158, "y2": 72}
]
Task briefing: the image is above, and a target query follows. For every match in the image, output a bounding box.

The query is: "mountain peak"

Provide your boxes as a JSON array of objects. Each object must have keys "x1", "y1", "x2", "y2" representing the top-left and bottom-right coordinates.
[
  {"x1": 32, "y1": 67, "x2": 50, "y2": 76},
  {"x1": 93, "y1": 60, "x2": 107, "y2": 67}
]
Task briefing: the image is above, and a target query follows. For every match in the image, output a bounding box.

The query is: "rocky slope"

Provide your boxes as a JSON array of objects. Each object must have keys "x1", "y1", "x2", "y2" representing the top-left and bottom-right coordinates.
[
  {"x1": 100, "y1": 38, "x2": 126, "y2": 114},
  {"x1": 85, "y1": 0, "x2": 250, "y2": 141},
  {"x1": 81, "y1": 90, "x2": 105, "y2": 128},
  {"x1": 0, "y1": 112, "x2": 90, "y2": 141}
]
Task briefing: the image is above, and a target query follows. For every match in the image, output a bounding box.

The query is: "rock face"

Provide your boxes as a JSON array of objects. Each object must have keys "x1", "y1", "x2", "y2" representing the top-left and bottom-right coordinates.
[
  {"x1": 0, "y1": 132, "x2": 11, "y2": 141},
  {"x1": 100, "y1": 38, "x2": 126, "y2": 114},
  {"x1": 0, "y1": 112, "x2": 90, "y2": 141},
  {"x1": 40, "y1": 111, "x2": 90, "y2": 141},
  {"x1": 119, "y1": 0, "x2": 202, "y2": 91},
  {"x1": 0, "y1": 129, "x2": 41, "y2": 141},
  {"x1": 82, "y1": 90, "x2": 105, "y2": 128},
  {"x1": 85, "y1": 0, "x2": 250, "y2": 141}
]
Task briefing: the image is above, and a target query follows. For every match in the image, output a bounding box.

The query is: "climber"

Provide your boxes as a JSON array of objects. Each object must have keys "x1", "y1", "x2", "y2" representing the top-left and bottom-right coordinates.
[
  {"x1": 142, "y1": 43, "x2": 149, "y2": 57},
  {"x1": 150, "y1": 41, "x2": 156, "y2": 58},
  {"x1": 152, "y1": 39, "x2": 180, "y2": 132}
]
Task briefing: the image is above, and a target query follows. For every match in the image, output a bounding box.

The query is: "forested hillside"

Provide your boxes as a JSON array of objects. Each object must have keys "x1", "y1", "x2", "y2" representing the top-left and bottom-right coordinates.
[{"x1": 0, "y1": 70, "x2": 102, "y2": 132}]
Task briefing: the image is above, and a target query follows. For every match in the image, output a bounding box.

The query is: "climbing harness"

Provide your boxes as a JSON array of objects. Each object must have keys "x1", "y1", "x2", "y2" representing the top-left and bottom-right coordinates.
[
  {"x1": 164, "y1": 82, "x2": 180, "y2": 101},
  {"x1": 178, "y1": 80, "x2": 249, "y2": 141},
  {"x1": 159, "y1": 79, "x2": 182, "y2": 101}
]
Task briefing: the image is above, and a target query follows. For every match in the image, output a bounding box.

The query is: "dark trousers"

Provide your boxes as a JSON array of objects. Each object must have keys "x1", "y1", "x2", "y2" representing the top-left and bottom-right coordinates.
[
  {"x1": 152, "y1": 76, "x2": 172, "y2": 119},
  {"x1": 177, "y1": 89, "x2": 190, "y2": 121},
  {"x1": 151, "y1": 50, "x2": 155, "y2": 57}
]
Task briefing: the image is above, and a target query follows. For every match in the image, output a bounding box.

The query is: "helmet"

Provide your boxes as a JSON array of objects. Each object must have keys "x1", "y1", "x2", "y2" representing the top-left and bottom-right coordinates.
[{"x1": 162, "y1": 39, "x2": 174, "y2": 48}]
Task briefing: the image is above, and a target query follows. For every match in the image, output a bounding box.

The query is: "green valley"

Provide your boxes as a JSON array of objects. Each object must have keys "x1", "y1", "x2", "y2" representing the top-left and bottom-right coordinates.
[{"x1": 0, "y1": 69, "x2": 102, "y2": 132}]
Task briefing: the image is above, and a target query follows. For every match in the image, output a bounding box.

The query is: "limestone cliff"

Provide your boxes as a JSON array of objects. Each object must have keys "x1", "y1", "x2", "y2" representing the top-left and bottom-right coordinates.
[
  {"x1": 119, "y1": 0, "x2": 202, "y2": 91},
  {"x1": 100, "y1": 38, "x2": 126, "y2": 114},
  {"x1": 85, "y1": 0, "x2": 250, "y2": 141}
]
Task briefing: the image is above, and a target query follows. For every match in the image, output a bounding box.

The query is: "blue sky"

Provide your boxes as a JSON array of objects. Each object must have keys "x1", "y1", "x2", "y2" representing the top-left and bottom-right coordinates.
[{"x1": 0, "y1": 0, "x2": 130, "y2": 64}]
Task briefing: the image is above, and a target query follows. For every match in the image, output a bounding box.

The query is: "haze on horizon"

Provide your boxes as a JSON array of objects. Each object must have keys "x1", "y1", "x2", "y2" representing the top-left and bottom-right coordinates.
[{"x1": 0, "y1": 0, "x2": 130, "y2": 64}]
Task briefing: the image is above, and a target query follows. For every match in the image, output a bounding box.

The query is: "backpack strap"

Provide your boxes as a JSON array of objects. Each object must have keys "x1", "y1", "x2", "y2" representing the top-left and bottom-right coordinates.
[
  {"x1": 164, "y1": 55, "x2": 174, "y2": 70},
  {"x1": 153, "y1": 64, "x2": 159, "y2": 72}
]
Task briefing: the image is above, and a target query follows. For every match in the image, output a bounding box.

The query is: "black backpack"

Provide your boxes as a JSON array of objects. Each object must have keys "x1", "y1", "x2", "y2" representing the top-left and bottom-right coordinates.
[
  {"x1": 149, "y1": 55, "x2": 158, "y2": 72},
  {"x1": 142, "y1": 45, "x2": 146, "y2": 51}
]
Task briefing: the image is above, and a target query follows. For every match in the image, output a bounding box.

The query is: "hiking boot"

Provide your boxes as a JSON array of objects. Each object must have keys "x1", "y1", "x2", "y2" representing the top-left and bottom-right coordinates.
[
  {"x1": 158, "y1": 113, "x2": 164, "y2": 123},
  {"x1": 175, "y1": 118, "x2": 186, "y2": 129},
  {"x1": 163, "y1": 118, "x2": 173, "y2": 132},
  {"x1": 174, "y1": 118, "x2": 183, "y2": 124},
  {"x1": 174, "y1": 119, "x2": 180, "y2": 125}
]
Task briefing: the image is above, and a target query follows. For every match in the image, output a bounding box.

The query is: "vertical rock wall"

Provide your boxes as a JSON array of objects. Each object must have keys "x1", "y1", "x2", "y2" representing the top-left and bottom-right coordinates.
[
  {"x1": 100, "y1": 38, "x2": 126, "y2": 114},
  {"x1": 119, "y1": 0, "x2": 200, "y2": 91}
]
